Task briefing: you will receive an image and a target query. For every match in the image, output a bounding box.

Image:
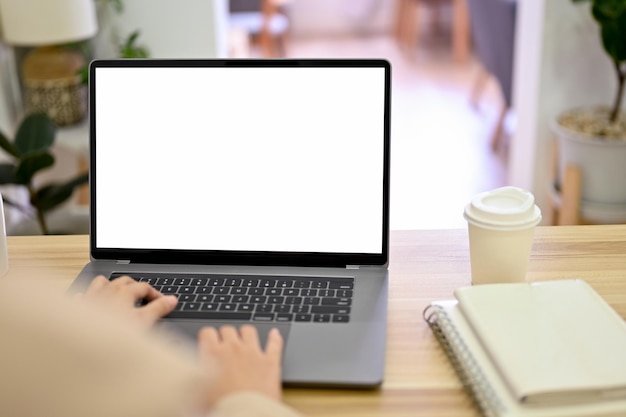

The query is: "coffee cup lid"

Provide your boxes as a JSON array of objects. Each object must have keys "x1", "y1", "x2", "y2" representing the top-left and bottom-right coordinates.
[{"x1": 464, "y1": 186, "x2": 542, "y2": 230}]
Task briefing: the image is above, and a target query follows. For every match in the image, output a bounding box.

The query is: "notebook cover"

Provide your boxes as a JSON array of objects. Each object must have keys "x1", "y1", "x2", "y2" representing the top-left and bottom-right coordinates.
[{"x1": 425, "y1": 280, "x2": 626, "y2": 417}]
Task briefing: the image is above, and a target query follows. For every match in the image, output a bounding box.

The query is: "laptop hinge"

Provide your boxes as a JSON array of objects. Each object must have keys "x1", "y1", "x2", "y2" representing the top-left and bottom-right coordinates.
[
  {"x1": 346, "y1": 265, "x2": 360, "y2": 270},
  {"x1": 116, "y1": 260, "x2": 131, "y2": 265}
]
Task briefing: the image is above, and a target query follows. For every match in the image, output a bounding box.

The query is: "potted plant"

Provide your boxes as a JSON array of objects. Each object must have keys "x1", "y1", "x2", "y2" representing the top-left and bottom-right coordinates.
[
  {"x1": 0, "y1": 113, "x2": 88, "y2": 234},
  {"x1": 551, "y1": 0, "x2": 626, "y2": 222}
]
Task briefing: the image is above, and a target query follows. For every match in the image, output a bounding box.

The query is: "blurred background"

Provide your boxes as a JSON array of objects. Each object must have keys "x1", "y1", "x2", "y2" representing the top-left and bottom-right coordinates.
[{"x1": 0, "y1": 0, "x2": 620, "y2": 234}]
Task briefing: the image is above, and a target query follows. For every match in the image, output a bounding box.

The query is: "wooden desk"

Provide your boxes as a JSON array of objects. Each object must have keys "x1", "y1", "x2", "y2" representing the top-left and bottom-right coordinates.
[{"x1": 5, "y1": 225, "x2": 626, "y2": 416}]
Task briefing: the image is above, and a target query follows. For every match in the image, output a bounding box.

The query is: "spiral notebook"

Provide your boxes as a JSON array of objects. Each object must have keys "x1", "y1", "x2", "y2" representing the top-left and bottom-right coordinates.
[{"x1": 424, "y1": 279, "x2": 626, "y2": 417}]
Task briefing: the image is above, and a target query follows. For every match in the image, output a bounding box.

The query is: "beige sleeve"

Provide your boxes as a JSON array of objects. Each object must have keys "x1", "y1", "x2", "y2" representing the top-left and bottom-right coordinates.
[
  {"x1": 0, "y1": 279, "x2": 207, "y2": 417},
  {"x1": 210, "y1": 391, "x2": 304, "y2": 417}
]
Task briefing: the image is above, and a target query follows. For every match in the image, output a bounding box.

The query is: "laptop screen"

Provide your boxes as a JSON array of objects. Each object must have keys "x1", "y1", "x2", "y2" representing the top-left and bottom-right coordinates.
[{"x1": 90, "y1": 60, "x2": 390, "y2": 267}]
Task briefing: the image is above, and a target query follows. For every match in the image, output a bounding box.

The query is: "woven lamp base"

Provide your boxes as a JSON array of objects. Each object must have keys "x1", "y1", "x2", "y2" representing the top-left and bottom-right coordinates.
[{"x1": 22, "y1": 46, "x2": 87, "y2": 126}]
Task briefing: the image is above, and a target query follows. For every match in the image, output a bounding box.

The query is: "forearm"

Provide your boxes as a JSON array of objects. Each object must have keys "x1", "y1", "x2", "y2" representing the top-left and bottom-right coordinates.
[{"x1": 208, "y1": 391, "x2": 303, "y2": 417}]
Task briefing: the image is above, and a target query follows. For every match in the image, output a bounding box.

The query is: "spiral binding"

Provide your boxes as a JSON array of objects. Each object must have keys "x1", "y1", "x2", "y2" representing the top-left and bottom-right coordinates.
[{"x1": 423, "y1": 304, "x2": 505, "y2": 417}]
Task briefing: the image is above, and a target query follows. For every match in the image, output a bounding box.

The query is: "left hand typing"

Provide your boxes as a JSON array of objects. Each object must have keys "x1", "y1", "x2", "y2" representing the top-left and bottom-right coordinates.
[{"x1": 76, "y1": 275, "x2": 177, "y2": 328}]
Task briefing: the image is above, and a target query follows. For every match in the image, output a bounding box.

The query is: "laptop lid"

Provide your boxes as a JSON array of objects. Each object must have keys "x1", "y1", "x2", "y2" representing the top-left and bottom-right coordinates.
[{"x1": 89, "y1": 59, "x2": 390, "y2": 268}]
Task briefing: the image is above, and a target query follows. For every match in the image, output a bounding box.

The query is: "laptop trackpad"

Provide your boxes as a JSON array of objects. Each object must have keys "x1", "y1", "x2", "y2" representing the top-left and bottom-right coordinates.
[{"x1": 159, "y1": 320, "x2": 291, "y2": 351}]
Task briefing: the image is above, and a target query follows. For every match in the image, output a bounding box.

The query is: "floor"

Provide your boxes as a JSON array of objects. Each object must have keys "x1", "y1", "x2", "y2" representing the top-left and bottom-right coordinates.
[{"x1": 283, "y1": 33, "x2": 509, "y2": 230}]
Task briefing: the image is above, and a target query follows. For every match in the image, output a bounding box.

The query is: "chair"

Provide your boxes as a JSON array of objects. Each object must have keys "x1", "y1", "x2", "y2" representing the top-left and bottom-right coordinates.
[
  {"x1": 229, "y1": 0, "x2": 290, "y2": 58},
  {"x1": 394, "y1": 0, "x2": 470, "y2": 62},
  {"x1": 467, "y1": 0, "x2": 517, "y2": 151}
]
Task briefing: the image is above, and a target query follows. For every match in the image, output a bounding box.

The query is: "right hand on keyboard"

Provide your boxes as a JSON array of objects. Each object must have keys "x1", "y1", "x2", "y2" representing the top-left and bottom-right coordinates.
[{"x1": 198, "y1": 325, "x2": 284, "y2": 408}]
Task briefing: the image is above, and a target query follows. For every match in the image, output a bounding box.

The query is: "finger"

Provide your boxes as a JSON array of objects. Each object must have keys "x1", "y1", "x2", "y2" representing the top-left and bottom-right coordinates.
[
  {"x1": 124, "y1": 281, "x2": 158, "y2": 301},
  {"x1": 138, "y1": 295, "x2": 177, "y2": 324},
  {"x1": 85, "y1": 275, "x2": 109, "y2": 294},
  {"x1": 240, "y1": 325, "x2": 261, "y2": 348},
  {"x1": 110, "y1": 276, "x2": 136, "y2": 286},
  {"x1": 137, "y1": 284, "x2": 164, "y2": 301},
  {"x1": 198, "y1": 327, "x2": 221, "y2": 360},
  {"x1": 199, "y1": 327, "x2": 220, "y2": 347},
  {"x1": 219, "y1": 326, "x2": 240, "y2": 345},
  {"x1": 265, "y1": 327, "x2": 284, "y2": 359}
]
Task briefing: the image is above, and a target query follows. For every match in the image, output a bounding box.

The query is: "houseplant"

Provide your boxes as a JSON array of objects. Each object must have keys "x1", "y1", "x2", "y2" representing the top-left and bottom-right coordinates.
[
  {"x1": 77, "y1": 29, "x2": 149, "y2": 85},
  {"x1": 0, "y1": 113, "x2": 88, "y2": 234},
  {"x1": 78, "y1": 0, "x2": 150, "y2": 84},
  {"x1": 552, "y1": 0, "x2": 626, "y2": 221}
]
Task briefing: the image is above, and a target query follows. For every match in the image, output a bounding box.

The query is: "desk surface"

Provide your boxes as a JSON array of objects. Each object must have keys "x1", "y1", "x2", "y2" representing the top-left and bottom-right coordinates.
[{"x1": 6, "y1": 225, "x2": 626, "y2": 417}]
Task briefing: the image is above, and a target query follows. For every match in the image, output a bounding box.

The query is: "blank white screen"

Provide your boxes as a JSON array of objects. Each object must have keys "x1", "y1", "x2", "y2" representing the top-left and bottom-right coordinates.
[{"x1": 95, "y1": 66, "x2": 385, "y2": 254}]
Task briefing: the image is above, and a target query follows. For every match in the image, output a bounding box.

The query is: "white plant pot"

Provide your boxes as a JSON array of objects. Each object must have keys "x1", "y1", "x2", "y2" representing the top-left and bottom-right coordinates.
[
  {"x1": 552, "y1": 116, "x2": 626, "y2": 205},
  {"x1": 548, "y1": 182, "x2": 626, "y2": 224}
]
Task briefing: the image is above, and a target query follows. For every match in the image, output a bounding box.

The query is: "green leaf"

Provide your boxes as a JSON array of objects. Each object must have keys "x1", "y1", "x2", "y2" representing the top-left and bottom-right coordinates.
[
  {"x1": 593, "y1": 0, "x2": 626, "y2": 18},
  {"x1": 14, "y1": 113, "x2": 56, "y2": 155},
  {"x1": 587, "y1": 1, "x2": 626, "y2": 64},
  {"x1": 14, "y1": 152, "x2": 54, "y2": 185},
  {"x1": 0, "y1": 163, "x2": 16, "y2": 185},
  {"x1": 126, "y1": 30, "x2": 140, "y2": 48},
  {"x1": 128, "y1": 47, "x2": 149, "y2": 59},
  {"x1": 35, "y1": 172, "x2": 89, "y2": 213},
  {"x1": 119, "y1": 30, "x2": 149, "y2": 58},
  {"x1": 112, "y1": 0, "x2": 123, "y2": 13},
  {"x1": 600, "y1": 18, "x2": 626, "y2": 62},
  {"x1": 0, "y1": 131, "x2": 20, "y2": 158},
  {"x1": 77, "y1": 66, "x2": 89, "y2": 86}
]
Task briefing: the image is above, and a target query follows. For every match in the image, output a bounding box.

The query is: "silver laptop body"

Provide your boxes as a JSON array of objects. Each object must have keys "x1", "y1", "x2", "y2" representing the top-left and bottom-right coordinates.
[{"x1": 71, "y1": 59, "x2": 391, "y2": 388}]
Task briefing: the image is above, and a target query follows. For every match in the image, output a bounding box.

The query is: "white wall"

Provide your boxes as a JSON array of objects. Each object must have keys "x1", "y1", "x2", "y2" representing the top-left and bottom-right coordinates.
[
  {"x1": 93, "y1": 0, "x2": 228, "y2": 59},
  {"x1": 509, "y1": 0, "x2": 617, "y2": 223},
  {"x1": 0, "y1": 42, "x2": 17, "y2": 135},
  {"x1": 0, "y1": 7, "x2": 13, "y2": 136}
]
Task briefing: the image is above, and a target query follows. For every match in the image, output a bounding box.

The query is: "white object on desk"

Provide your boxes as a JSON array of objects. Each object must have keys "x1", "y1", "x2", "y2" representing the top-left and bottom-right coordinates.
[
  {"x1": 0, "y1": 194, "x2": 9, "y2": 277},
  {"x1": 425, "y1": 279, "x2": 626, "y2": 417},
  {"x1": 464, "y1": 186, "x2": 541, "y2": 285}
]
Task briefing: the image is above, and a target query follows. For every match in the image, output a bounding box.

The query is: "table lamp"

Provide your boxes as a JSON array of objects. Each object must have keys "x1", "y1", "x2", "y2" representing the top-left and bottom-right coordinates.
[{"x1": 0, "y1": 0, "x2": 98, "y2": 126}]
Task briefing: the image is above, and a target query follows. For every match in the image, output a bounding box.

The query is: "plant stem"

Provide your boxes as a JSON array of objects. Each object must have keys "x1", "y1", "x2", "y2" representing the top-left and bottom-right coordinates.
[
  {"x1": 35, "y1": 206, "x2": 49, "y2": 235},
  {"x1": 610, "y1": 60, "x2": 626, "y2": 123},
  {"x1": 27, "y1": 185, "x2": 49, "y2": 235}
]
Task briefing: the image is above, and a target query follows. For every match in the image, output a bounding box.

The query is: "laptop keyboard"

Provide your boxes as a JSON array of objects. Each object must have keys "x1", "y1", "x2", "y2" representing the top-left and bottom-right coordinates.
[{"x1": 112, "y1": 272, "x2": 354, "y2": 323}]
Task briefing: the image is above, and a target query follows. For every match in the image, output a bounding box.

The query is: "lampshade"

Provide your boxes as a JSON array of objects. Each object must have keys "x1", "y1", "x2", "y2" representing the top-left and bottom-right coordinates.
[{"x1": 0, "y1": 0, "x2": 98, "y2": 46}]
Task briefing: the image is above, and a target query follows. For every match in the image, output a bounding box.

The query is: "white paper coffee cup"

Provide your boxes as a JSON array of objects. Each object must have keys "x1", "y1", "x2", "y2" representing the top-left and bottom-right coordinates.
[{"x1": 464, "y1": 186, "x2": 541, "y2": 285}]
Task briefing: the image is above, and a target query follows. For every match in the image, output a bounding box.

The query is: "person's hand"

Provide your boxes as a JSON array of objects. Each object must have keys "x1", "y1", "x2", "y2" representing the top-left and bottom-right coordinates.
[
  {"x1": 198, "y1": 325, "x2": 284, "y2": 407},
  {"x1": 76, "y1": 275, "x2": 178, "y2": 328}
]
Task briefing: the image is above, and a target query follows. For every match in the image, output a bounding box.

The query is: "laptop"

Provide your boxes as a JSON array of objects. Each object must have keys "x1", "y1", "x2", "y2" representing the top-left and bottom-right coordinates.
[{"x1": 70, "y1": 58, "x2": 391, "y2": 388}]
